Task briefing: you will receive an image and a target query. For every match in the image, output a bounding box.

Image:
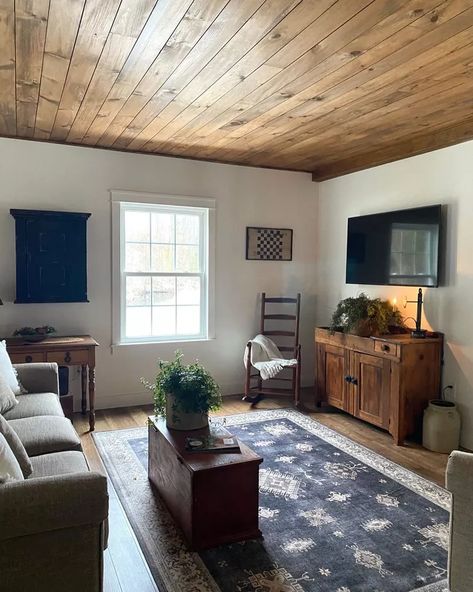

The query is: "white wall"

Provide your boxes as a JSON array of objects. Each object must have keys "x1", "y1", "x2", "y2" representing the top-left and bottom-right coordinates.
[
  {"x1": 0, "y1": 138, "x2": 318, "y2": 409},
  {"x1": 317, "y1": 139, "x2": 473, "y2": 448}
]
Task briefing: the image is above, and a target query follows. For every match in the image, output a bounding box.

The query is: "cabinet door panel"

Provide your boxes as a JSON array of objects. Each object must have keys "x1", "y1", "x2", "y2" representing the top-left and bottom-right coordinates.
[
  {"x1": 352, "y1": 353, "x2": 390, "y2": 428},
  {"x1": 317, "y1": 344, "x2": 347, "y2": 410}
]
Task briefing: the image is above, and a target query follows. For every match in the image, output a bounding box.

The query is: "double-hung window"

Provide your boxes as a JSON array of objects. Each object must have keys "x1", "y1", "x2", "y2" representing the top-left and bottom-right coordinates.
[{"x1": 116, "y1": 198, "x2": 211, "y2": 343}]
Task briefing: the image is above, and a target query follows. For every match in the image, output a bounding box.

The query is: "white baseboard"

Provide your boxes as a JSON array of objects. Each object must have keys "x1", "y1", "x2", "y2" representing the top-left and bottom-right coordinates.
[{"x1": 86, "y1": 377, "x2": 314, "y2": 411}]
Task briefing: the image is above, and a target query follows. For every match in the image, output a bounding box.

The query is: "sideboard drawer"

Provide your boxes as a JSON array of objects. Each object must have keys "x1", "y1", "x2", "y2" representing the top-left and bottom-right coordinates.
[
  {"x1": 46, "y1": 350, "x2": 89, "y2": 365},
  {"x1": 10, "y1": 353, "x2": 45, "y2": 364},
  {"x1": 373, "y1": 340, "x2": 400, "y2": 359}
]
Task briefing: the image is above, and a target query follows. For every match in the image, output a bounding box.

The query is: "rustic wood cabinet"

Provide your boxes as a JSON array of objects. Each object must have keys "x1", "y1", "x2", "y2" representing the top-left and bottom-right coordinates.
[{"x1": 315, "y1": 327, "x2": 443, "y2": 445}]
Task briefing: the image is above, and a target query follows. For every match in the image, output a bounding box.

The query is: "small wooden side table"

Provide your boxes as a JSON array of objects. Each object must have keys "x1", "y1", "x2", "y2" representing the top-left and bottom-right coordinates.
[
  {"x1": 6, "y1": 335, "x2": 98, "y2": 431},
  {"x1": 148, "y1": 416, "x2": 263, "y2": 550}
]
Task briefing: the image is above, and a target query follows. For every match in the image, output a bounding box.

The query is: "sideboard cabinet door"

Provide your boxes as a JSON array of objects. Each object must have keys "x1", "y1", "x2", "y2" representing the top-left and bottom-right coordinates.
[
  {"x1": 316, "y1": 343, "x2": 348, "y2": 411},
  {"x1": 351, "y1": 352, "x2": 390, "y2": 429}
]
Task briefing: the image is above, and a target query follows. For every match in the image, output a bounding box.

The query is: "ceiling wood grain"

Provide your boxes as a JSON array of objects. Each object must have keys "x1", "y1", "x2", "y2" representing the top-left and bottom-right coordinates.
[{"x1": 1, "y1": 0, "x2": 473, "y2": 179}]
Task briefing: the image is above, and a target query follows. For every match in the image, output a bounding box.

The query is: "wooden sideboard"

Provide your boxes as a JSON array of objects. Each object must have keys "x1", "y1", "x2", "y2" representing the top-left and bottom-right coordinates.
[
  {"x1": 6, "y1": 335, "x2": 98, "y2": 431},
  {"x1": 314, "y1": 327, "x2": 443, "y2": 445}
]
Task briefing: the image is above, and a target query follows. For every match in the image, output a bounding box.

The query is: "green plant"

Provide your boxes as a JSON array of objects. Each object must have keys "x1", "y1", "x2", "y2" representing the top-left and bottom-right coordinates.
[
  {"x1": 330, "y1": 293, "x2": 405, "y2": 336},
  {"x1": 142, "y1": 351, "x2": 222, "y2": 419}
]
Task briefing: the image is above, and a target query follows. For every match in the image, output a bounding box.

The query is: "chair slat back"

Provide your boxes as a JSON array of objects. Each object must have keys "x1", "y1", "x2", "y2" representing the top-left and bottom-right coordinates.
[{"x1": 260, "y1": 292, "x2": 301, "y2": 357}]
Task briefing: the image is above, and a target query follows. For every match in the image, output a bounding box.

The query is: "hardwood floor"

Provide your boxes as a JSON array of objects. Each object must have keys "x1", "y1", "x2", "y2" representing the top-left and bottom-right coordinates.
[{"x1": 74, "y1": 391, "x2": 449, "y2": 591}]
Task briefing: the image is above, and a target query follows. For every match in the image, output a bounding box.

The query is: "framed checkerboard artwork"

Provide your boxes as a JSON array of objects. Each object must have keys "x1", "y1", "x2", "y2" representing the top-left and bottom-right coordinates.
[{"x1": 246, "y1": 227, "x2": 293, "y2": 261}]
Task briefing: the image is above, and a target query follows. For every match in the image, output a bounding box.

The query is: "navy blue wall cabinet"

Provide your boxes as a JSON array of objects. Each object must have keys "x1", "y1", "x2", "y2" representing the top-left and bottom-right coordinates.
[{"x1": 11, "y1": 209, "x2": 91, "y2": 303}]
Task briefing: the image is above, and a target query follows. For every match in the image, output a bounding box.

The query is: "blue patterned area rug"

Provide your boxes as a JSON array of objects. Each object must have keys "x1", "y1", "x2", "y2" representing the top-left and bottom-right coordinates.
[{"x1": 93, "y1": 409, "x2": 450, "y2": 592}]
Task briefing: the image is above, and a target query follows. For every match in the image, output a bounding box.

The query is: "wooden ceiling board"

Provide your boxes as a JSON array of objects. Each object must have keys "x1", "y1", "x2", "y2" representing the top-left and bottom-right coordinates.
[
  {"x1": 196, "y1": 0, "x2": 469, "y2": 163},
  {"x1": 239, "y1": 30, "x2": 473, "y2": 167},
  {"x1": 1, "y1": 0, "x2": 473, "y2": 179},
  {"x1": 151, "y1": 0, "x2": 409, "y2": 154},
  {"x1": 210, "y1": 3, "x2": 473, "y2": 167},
  {"x1": 0, "y1": 0, "x2": 15, "y2": 136},
  {"x1": 98, "y1": 0, "x2": 230, "y2": 149},
  {"x1": 152, "y1": 0, "x2": 451, "y2": 160}
]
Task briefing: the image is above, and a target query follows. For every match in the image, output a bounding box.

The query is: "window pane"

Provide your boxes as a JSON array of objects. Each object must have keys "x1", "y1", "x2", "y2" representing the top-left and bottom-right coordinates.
[
  {"x1": 125, "y1": 243, "x2": 150, "y2": 272},
  {"x1": 126, "y1": 306, "x2": 151, "y2": 338},
  {"x1": 152, "y1": 306, "x2": 176, "y2": 336},
  {"x1": 151, "y1": 244, "x2": 174, "y2": 272},
  {"x1": 152, "y1": 277, "x2": 175, "y2": 305},
  {"x1": 176, "y1": 245, "x2": 199, "y2": 272},
  {"x1": 126, "y1": 276, "x2": 151, "y2": 306},
  {"x1": 176, "y1": 214, "x2": 199, "y2": 244},
  {"x1": 177, "y1": 305, "x2": 200, "y2": 335},
  {"x1": 177, "y1": 277, "x2": 200, "y2": 305},
  {"x1": 125, "y1": 211, "x2": 150, "y2": 242},
  {"x1": 152, "y1": 213, "x2": 174, "y2": 243}
]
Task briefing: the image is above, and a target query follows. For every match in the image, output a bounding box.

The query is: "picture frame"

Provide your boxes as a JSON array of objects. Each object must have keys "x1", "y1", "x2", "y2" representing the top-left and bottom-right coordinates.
[{"x1": 246, "y1": 226, "x2": 293, "y2": 261}]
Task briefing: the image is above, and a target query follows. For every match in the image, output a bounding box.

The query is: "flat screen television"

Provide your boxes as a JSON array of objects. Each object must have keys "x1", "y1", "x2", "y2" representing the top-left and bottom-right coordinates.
[{"x1": 346, "y1": 205, "x2": 442, "y2": 287}]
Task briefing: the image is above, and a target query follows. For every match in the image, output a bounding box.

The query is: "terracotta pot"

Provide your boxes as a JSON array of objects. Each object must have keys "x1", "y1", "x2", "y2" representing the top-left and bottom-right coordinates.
[{"x1": 165, "y1": 393, "x2": 208, "y2": 431}]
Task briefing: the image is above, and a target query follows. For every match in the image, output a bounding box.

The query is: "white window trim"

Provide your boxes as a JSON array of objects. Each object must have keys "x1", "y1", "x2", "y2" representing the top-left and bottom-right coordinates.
[{"x1": 111, "y1": 190, "x2": 216, "y2": 347}]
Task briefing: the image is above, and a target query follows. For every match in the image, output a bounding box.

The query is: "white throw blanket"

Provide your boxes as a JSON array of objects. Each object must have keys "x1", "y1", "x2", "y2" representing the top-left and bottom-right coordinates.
[{"x1": 244, "y1": 334, "x2": 297, "y2": 380}]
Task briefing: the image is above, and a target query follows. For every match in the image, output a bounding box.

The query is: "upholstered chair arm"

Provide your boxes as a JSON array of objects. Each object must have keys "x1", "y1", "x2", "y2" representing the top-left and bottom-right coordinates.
[
  {"x1": 14, "y1": 362, "x2": 60, "y2": 395},
  {"x1": 446, "y1": 450, "x2": 473, "y2": 592},
  {"x1": 0, "y1": 472, "x2": 108, "y2": 541}
]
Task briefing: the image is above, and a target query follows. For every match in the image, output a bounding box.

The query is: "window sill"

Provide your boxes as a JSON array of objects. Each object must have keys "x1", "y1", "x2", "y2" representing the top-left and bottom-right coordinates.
[{"x1": 112, "y1": 337, "x2": 215, "y2": 348}]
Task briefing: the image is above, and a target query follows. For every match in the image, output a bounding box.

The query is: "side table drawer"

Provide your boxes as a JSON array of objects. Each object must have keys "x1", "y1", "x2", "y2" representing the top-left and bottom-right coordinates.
[
  {"x1": 10, "y1": 353, "x2": 45, "y2": 364},
  {"x1": 46, "y1": 349, "x2": 89, "y2": 365}
]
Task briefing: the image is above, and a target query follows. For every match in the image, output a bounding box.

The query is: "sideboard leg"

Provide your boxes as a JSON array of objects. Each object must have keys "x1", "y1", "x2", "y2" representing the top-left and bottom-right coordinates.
[
  {"x1": 89, "y1": 366, "x2": 96, "y2": 431},
  {"x1": 81, "y1": 365, "x2": 87, "y2": 414}
]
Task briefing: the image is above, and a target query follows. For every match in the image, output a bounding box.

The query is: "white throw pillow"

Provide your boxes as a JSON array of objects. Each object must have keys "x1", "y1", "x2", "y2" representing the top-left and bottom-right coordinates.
[
  {"x1": 0, "y1": 432, "x2": 24, "y2": 483},
  {"x1": 0, "y1": 373, "x2": 18, "y2": 415},
  {"x1": 0, "y1": 340, "x2": 24, "y2": 395}
]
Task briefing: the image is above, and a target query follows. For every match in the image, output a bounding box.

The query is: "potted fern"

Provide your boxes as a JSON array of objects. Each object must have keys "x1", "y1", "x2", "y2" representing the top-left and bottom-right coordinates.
[
  {"x1": 143, "y1": 352, "x2": 222, "y2": 431},
  {"x1": 330, "y1": 293, "x2": 405, "y2": 337}
]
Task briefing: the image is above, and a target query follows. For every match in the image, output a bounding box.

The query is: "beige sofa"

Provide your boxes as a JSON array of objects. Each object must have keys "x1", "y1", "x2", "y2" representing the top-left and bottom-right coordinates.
[{"x1": 0, "y1": 363, "x2": 108, "y2": 592}]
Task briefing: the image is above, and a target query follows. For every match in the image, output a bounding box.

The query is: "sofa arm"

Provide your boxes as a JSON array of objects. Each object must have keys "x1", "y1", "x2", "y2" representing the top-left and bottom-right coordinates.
[
  {"x1": 14, "y1": 362, "x2": 59, "y2": 395},
  {"x1": 0, "y1": 472, "x2": 108, "y2": 541},
  {"x1": 446, "y1": 450, "x2": 473, "y2": 493},
  {"x1": 446, "y1": 451, "x2": 473, "y2": 592}
]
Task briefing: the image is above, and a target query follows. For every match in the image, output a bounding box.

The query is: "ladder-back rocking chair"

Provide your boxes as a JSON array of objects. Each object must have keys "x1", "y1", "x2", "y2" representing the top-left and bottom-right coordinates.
[{"x1": 243, "y1": 293, "x2": 301, "y2": 407}]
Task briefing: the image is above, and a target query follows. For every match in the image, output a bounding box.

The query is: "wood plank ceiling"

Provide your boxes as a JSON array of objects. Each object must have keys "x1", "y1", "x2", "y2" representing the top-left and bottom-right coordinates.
[{"x1": 1, "y1": 0, "x2": 473, "y2": 180}]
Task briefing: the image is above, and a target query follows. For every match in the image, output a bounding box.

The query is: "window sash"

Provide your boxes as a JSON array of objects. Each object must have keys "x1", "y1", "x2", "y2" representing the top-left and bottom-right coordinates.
[{"x1": 119, "y1": 202, "x2": 208, "y2": 343}]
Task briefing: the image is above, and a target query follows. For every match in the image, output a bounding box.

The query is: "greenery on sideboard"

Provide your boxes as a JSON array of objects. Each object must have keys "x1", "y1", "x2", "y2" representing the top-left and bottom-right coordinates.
[
  {"x1": 142, "y1": 351, "x2": 222, "y2": 421},
  {"x1": 330, "y1": 293, "x2": 405, "y2": 337}
]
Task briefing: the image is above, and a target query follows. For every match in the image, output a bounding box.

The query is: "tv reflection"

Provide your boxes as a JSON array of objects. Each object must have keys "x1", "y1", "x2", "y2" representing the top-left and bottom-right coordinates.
[{"x1": 388, "y1": 222, "x2": 439, "y2": 286}]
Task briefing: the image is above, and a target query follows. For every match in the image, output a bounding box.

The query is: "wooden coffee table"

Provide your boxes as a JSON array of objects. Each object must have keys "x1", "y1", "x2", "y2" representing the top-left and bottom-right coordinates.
[{"x1": 148, "y1": 416, "x2": 263, "y2": 550}]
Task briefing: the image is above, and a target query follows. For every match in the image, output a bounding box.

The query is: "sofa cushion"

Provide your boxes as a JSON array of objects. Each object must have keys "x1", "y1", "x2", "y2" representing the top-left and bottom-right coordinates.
[
  {"x1": 30, "y1": 451, "x2": 89, "y2": 479},
  {"x1": 8, "y1": 416, "x2": 81, "y2": 457},
  {"x1": 3, "y1": 393, "x2": 64, "y2": 421},
  {"x1": 0, "y1": 415, "x2": 33, "y2": 478},
  {"x1": 0, "y1": 433, "x2": 24, "y2": 482},
  {"x1": 0, "y1": 340, "x2": 25, "y2": 395},
  {"x1": 0, "y1": 373, "x2": 18, "y2": 415}
]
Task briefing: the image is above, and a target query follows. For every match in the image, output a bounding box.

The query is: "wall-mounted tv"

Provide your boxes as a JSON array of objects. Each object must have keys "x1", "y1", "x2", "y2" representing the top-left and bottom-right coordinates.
[{"x1": 346, "y1": 205, "x2": 442, "y2": 287}]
